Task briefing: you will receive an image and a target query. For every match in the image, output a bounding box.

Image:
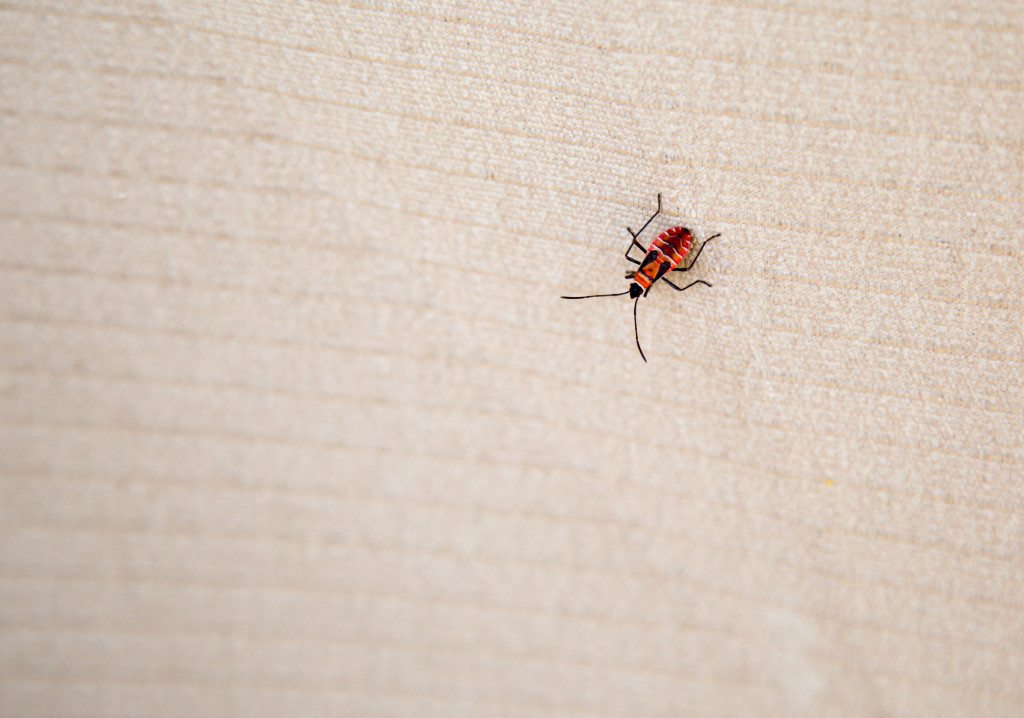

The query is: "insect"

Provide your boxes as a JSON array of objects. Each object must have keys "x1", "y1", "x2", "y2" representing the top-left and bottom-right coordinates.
[{"x1": 561, "y1": 194, "x2": 719, "y2": 362}]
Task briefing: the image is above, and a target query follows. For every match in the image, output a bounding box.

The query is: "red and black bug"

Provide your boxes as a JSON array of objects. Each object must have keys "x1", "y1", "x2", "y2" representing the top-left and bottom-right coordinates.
[{"x1": 561, "y1": 194, "x2": 719, "y2": 362}]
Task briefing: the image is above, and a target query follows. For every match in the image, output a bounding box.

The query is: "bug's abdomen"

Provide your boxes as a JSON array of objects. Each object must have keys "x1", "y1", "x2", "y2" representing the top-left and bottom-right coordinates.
[
  {"x1": 633, "y1": 227, "x2": 693, "y2": 290},
  {"x1": 653, "y1": 226, "x2": 693, "y2": 263}
]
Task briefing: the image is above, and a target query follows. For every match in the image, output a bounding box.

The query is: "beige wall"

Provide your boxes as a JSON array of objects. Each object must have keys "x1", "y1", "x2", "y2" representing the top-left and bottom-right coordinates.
[{"x1": 1, "y1": 1, "x2": 1023, "y2": 715}]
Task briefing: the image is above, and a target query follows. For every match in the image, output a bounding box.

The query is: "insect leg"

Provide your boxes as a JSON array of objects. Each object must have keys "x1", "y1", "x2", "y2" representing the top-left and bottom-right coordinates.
[
  {"x1": 626, "y1": 193, "x2": 663, "y2": 243},
  {"x1": 625, "y1": 194, "x2": 662, "y2": 265},
  {"x1": 624, "y1": 237, "x2": 645, "y2": 262},
  {"x1": 673, "y1": 234, "x2": 720, "y2": 272},
  {"x1": 663, "y1": 278, "x2": 712, "y2": 292}
]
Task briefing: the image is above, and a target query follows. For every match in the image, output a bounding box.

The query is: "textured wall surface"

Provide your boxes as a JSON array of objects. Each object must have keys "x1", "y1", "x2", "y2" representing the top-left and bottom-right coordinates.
[{"x1": 1, "y1": 1, "x2": 1023, "y2": 716}]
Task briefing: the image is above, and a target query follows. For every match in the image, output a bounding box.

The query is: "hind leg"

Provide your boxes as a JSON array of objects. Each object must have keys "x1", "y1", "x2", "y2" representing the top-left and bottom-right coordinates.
[
  {"x1": 627, "y1": 193, "x2": 662, "y2": 240},
  {"x1": 673, "y1": 234, "x2": 720, "y2": 272},
  {"x1": 624, "y1": 194, "x2": 663, "y2": 265}
]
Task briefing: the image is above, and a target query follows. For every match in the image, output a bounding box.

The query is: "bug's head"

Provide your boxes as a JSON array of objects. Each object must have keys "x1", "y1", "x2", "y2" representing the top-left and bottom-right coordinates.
[{"x1": 628, "y1": 282, "x2": 643, "y2": 299}]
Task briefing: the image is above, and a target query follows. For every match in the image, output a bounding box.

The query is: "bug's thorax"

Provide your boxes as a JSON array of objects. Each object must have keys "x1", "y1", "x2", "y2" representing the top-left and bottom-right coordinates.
[{"x1": 631, "y1": 227, "x2": 693, "y2": 292}]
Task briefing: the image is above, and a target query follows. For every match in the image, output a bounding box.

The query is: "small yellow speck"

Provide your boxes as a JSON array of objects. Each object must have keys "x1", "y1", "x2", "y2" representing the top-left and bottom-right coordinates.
[{"x1": 824, "y1": 480, "x2": 834, "y2": 487}]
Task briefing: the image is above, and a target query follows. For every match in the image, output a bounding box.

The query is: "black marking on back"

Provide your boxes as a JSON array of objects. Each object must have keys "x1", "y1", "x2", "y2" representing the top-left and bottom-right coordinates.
[{"x1": 638, "y1": 251, "x2": 659, "y2": 272}]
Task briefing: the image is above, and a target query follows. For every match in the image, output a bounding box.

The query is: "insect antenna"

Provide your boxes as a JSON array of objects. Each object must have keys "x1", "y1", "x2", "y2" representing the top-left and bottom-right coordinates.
[
  {"x1": 560, "y1": 289, "x2": 631, "y2": 300},
  {"x1": 633, "y1": 296, "x2": 646, "y2": 362}
]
